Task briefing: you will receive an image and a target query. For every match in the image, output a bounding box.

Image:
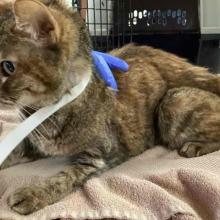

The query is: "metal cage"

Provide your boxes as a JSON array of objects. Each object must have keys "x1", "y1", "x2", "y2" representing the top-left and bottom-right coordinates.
[
  {"x1": 72, "y1": 0, "x2": 200, "y2": 57},
  {"x1": 72, "y1": 0, "x2": 220, "y2": 72},
  {"x1": 73, "y1": 0, "x2": 133, "y2": 51}
]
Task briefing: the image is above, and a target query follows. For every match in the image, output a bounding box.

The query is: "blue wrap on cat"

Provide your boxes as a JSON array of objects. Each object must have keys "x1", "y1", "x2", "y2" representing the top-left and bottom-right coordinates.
[{"x1": 92, "y1": 51, "x2": 129, "y2": 90}]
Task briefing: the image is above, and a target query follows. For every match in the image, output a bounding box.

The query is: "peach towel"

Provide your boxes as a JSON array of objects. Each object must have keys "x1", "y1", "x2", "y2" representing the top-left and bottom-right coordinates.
[
  {"x1": 0, "y1": 111, "x2": 220, "y2": 219},
  {"x1": 1, "y1": 147, "x2": 220, "y2": 220}
]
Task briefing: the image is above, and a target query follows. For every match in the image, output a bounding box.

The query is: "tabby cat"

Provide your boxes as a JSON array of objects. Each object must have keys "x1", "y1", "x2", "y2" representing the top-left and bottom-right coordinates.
[{"x1": 0, "y1": 0, "x2": 219, "y2": 215}]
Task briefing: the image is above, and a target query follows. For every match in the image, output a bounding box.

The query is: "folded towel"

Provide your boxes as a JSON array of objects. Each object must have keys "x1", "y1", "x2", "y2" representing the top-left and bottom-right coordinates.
[
  {"x1": 0, "y1": 109, "x2": 220, "y2": 220},
  {"x1": 1, "y1": 145, "x2": 220, "y2": 220}
]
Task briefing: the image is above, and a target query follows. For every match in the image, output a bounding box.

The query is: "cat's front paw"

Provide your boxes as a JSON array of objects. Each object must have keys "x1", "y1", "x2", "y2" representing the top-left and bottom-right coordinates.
[
  {"x1": 179, "y1": 142, "x2": 203, "y2": 158},
  {"x1": 8, "y1": 186, "x2": 49, "y2": 215}
]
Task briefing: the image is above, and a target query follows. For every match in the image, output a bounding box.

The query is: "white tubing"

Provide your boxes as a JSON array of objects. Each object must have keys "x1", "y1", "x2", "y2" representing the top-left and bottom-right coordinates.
[{"x1": 0, "y1": 74, "x2": 91, "y2": 165}]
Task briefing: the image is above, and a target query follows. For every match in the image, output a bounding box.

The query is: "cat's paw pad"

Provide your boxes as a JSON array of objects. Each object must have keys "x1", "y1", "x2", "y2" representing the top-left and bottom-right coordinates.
[
  {"x1": 179, "y1": 142, "x2": 202, "y2": 158},
  {"x1": 8, "y1": 186, "x2": 48, "y2": 215}
]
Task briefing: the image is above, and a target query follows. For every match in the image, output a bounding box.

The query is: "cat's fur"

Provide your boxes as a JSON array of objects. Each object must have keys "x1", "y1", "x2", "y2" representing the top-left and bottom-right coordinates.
[
  {"x1": 158, "y1": 87, "x2": 220, "y2": 157},
  {"x1": 0, "y1": 0, "x2": 220, "y2": 215}
]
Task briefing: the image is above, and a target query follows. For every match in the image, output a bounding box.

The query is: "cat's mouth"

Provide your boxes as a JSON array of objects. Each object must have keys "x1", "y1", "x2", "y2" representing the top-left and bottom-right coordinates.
[{"x1": 0, "y1": 99, "x2": 15, "y2": 110}]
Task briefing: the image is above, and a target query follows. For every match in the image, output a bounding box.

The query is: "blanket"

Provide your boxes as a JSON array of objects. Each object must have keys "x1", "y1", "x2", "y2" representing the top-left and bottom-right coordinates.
[
  {"x1": 0, "y1": 110, "x2": 220, "y2": 220},
  {"x1": 1, "y1": 146, "x2": 220, "y2": 220}
]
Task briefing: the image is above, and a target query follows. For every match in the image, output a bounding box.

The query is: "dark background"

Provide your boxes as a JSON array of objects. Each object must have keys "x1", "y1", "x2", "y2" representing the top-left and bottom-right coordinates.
[{"x1": 74, "y1": 0, "x2": 220, "y2": 73}]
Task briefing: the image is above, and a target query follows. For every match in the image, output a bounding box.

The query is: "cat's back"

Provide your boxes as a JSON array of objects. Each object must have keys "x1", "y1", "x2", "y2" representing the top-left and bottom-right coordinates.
[
  {"x1": 110, "y1": 44, "x2": 202, "y2": 100},
  {"x1": 109, "y1": 44, "x2": 211, "y2": 154},
  {"x1": 110, "y1": 44, "x2": 196, "y2": 77}
]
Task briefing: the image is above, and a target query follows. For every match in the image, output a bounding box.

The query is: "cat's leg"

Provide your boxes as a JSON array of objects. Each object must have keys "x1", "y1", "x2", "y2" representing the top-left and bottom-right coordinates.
[
  {"x1": 0, "y1": 140, "x2": 44, "y2": 170},
  {"x1": 0, "y1": 154, "x2": 33, "y2": 170},
  {"x1": 0, "y1": 143, "x2": 29, "y2": 170},
  {"x1": 179, "y1": 141, "x2": 220, "y2": 158},
  {"x1": 157, "y1": 87, "x2": 220, "y2": 157},
  {"x1": 7, "y1": 146, "x2": 122, "y2": 215}
]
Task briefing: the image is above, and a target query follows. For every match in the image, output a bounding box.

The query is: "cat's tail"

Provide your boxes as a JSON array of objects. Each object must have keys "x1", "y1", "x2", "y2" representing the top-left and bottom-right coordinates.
[
  {"x1": 152, "y1": 48, "x2": 220, "y2": 95},
  {"x1": 165, "y1": 68, "x2": 220, "y2": 96}
]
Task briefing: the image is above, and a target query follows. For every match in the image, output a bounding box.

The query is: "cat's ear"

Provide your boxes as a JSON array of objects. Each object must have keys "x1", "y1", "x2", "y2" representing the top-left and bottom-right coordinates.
[{"x1": 13, "y1": 0, "x2": 60, "y2": 46}]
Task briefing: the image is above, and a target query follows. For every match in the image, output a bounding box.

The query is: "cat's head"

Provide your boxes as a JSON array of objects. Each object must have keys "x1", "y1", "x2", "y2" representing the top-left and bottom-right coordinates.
[{"x1": 0, "y1": 0, "x2": 92, "y2": 110}]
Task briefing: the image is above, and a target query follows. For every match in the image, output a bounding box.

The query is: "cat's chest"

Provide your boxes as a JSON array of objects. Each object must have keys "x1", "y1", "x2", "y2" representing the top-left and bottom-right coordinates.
[
  {"x1": 28, "y1": 133, "x2": 79, "y2": 156},
  {"x1": 28, "y1": 117, "x2": 99, "y2": 156},
  {"x1": 27, "y1": 117, "x2": 73, "y2": 156}
]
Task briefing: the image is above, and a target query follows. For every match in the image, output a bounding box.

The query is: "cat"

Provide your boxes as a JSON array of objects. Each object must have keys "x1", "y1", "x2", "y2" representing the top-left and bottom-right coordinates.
[
  {"x1": 158, "y1": 87, "x2": 220, "y2": 157},
  {"x1": 0, "y1": 0, "x2": 220, "y2": 215}
]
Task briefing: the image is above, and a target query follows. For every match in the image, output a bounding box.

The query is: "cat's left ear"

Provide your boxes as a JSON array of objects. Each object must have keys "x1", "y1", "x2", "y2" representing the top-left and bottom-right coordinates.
[{"x1": 13, "y1": 0, "x2": 60, "y2": 46}]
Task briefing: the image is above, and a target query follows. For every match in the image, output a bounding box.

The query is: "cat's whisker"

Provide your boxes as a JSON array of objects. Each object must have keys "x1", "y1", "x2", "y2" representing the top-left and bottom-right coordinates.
[
  {"x1": 18, "y1": 112, "x2": 40, "y2": 143},
  {"x1": 16, "y1": 104, "x2": 49, "y2": 142},
  {"x1": 21, "y1": 107, "x2": 50, "y2": 138},
  {"x1": 46, "y1": 116, "x2": 61, "y2": 133},
  {"x1": 31, "y1": 130, "x2": 45, "y2": 147},
  {"x1": 37, "y1": 123, "x2": 50, "y2": 138},
  {"x1": 24, "y1": 104, "x2": 39, "y2": 111},
  {"x1": 12, "y1": 97, "x2": 60, "y2": 134},
  {"x1": 16, "y1": 101, "x2": 59, "y2": 134},
  {"x1": 34, "y1": 128, "x2": 48, "y2": 144},
  {"x1": 17, "y1": 108, "x2": 26, "y2": 120},
  {"x1": 10, "y1": 97, "x2": 39, "y2": 111},
  {"x1": 16, "y1": 100, "x2": 39, "y2": 111}
]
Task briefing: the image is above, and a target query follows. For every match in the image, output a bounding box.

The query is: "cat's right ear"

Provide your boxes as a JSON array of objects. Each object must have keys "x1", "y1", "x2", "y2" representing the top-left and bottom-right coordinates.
[{"x1": 12, "y1": 0, "x2": 60, "y2": 46}]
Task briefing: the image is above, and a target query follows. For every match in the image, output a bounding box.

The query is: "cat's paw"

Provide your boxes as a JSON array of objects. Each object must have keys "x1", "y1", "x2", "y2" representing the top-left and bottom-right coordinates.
[
  {"x1": 179, "y1": 142, "x2": 202, "y2": 158},
  {"x1": 8, "y1": 186, "x2": 49, "y2": 215}
]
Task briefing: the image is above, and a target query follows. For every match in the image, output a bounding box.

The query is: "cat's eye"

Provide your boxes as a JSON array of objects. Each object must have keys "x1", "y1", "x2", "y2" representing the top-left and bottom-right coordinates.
[{"x1": 1, "y1": 61, "x2": 16, "y2": 77}]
